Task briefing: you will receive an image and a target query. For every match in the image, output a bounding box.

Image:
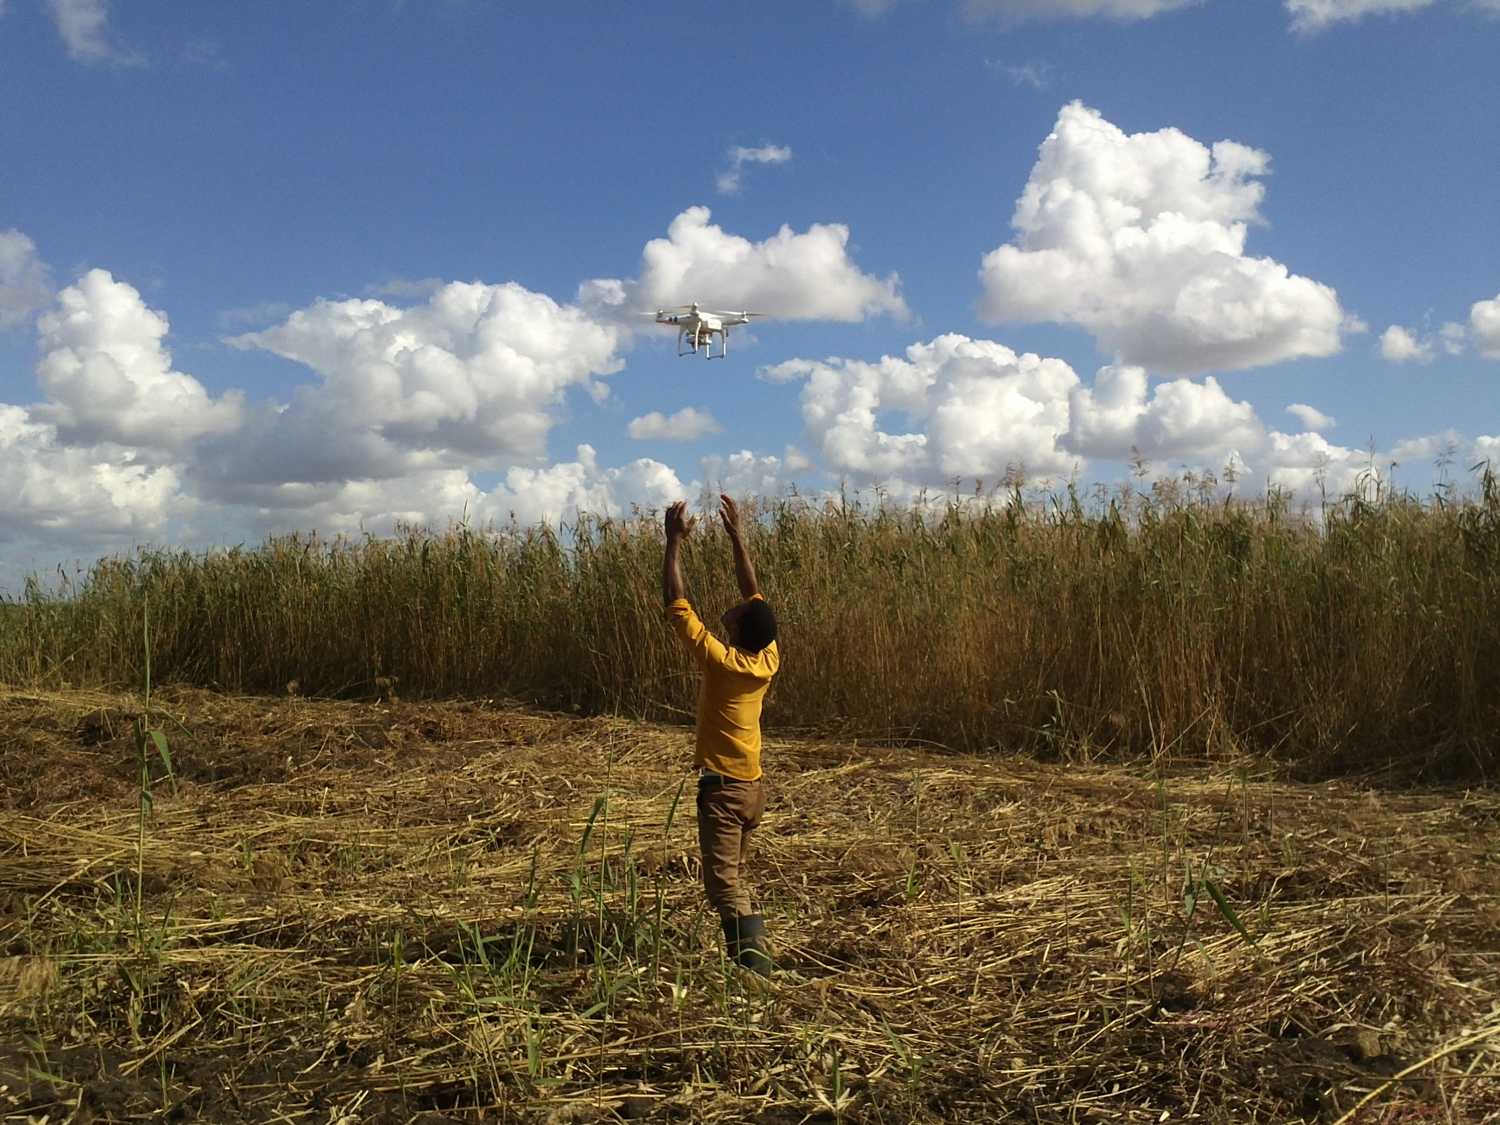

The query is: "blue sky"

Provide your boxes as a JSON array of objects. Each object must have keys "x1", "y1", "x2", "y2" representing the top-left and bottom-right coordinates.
[{"x1": 1, "y1": 0, "x2": 1498, "y2": 581}]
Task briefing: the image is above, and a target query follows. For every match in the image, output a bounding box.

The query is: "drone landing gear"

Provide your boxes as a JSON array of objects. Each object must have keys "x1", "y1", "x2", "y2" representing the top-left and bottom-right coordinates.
[{"x1": 674, "y1": 328, "x2": 727, "y2": 359}]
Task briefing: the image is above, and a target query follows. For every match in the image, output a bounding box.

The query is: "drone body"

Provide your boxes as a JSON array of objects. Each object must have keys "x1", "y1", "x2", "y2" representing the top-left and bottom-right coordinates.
[{"x1": 651, "y1": 302, "x2": 767, "y2": 359}]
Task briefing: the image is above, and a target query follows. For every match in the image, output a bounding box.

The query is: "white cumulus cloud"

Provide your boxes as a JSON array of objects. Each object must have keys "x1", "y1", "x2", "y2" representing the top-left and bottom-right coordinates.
[
  {"x1": 1286, "y1": 0, "x2": 1440, "y2": 32},
  {"x1": 1260, "y1": 430, "x2": 1369, "y2": 497},
  {"x1": 220, "y1": 281, "x2": 624, "y2": 492},
  {"x1": 0, "y1": 230, "x2": 54, "y2": 329},
  {"x1": 208, "y1": 469, "x2": 483, "y2": 543},
  {"x1": 33, "y1": 270, "x2": 245, "y2": 454},
  {"x1": 699, "y1": 450, "x2": 799, "y2": 502},
  {"x1": 46, "y1": 0, "x2": 143, "y2": 66},
  {"x1": 182, "y1": 447, "x2": 691, "y2": 544},
  {"x1": 474, "y1": 444, "x2": 688, "y2": 527},
  {"x1": 716, "y1": 144, "x2": 793, "y2": 195},
  {"x1": 761, "y1": 333, "x2": 1435, "y2": 500},
  {"x1": 763, "y1": 334, "x2": 1081, "y2": 486},
  {"x1": 1286, "y1": 403, "x2": 1336, "y2": 431},
  {"x1": 588, "y1": 206, "x2": 907, "y2": 323},
  {"x1": 1379, "y1": 324, "x2": 1434, "y2": 364},
  {"x1": 1389, "y1": 430, "x2": 1460, "y2": 465},
  {"x1": 1064, "y1": 365, "x2": 1263, "y2": 462},
  {"x1": 1471, "y1": 292, "x2": 1500, "y2": 359},
  {"x1": 978, "y1": 101, "x2": 1349, "y2": 374},
  {"x1": 627, "y1": 407, "x2": 723, "y2": 441},
  {"x1": 7, "y1": 267, "x2": 697, "y2": 547},
  {"x1": 1377, "y1": 312, "x2": 1476, "y2": 362},
  {"x1": 0, "y1": 405, "x2": 184, "y2": 546}
]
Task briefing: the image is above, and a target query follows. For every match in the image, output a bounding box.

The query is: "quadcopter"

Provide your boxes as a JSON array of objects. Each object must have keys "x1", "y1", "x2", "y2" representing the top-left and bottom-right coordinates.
[{"x1": 648, "y1": 303, "x2": 767, "y2": 359}]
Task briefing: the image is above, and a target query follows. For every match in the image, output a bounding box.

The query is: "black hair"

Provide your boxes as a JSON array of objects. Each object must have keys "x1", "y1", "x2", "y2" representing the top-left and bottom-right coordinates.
[{"x1": 737, "y1": 600, "x2": 777, "y2": 654}]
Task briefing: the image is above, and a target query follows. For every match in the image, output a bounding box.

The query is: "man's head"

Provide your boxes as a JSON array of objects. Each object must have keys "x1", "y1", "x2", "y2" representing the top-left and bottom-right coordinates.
[{"x1": 721, "y1": 598, "x2": 777, "y2": 654}]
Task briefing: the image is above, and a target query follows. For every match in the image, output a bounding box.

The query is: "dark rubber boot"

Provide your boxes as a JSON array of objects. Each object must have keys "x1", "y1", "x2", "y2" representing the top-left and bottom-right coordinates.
[{"x1": 722, "y1": 914, "x2": 774, "y2": 976}]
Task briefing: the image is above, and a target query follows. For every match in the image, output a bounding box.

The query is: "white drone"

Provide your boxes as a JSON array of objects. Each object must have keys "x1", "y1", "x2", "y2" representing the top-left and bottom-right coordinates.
[{"x1": 648, "y1": 302, "x2": 767, "y2": 359}]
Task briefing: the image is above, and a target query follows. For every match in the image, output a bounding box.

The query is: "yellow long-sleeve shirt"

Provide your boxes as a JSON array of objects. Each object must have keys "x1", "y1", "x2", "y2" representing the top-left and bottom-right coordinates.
[{"x1": 666, "y1": 596, "x2": 779, "y2": 780}]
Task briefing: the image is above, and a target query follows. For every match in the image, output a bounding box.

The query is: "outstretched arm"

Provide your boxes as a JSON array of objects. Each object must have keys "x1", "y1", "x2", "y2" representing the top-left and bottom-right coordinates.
[
  {"x1": 662, "y1": 500, "x2": 694, "y2": 605},
  {"x1": 663, "y1": 501, "x2": 730, "y2": 668},
  {"x1": 719, "y1": 494, "x2": 760, "y2": 600}
]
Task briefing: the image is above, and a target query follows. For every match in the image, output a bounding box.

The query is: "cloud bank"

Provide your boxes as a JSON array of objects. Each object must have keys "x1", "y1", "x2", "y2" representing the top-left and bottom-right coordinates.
[
  {"x1": 0, "y1": 265, "x2": 683, "y2": 560},
  {"x1": 0, "y1": 203, "x2": 914, "y2": 565},
  {"x1": 763, "y1": 332, "x2": 1489, "y2": 502},
  {"x1": 219, "y1": 281, "x2": 625, "y2": 495},
  {"x1": 0, "y1": 228, "x2": 1489, "y2": 579}
]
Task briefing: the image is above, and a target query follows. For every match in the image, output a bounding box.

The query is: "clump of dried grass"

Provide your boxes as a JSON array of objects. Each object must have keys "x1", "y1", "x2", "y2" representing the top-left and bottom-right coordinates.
[{"x1": 2, "y1": 687, "x2": 1498, "y2": 1122}]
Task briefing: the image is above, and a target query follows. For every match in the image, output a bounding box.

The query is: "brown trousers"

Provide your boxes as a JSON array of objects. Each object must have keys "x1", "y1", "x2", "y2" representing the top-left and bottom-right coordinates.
[{"x1": 696, "y1": 775, "x2": 766, "y2": 920}]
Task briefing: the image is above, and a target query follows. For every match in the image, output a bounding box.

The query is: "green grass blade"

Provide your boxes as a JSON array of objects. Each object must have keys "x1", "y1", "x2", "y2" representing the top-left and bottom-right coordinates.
[{"x1": 1202, "y1": 878, "x2": 1259, "y2": 948}]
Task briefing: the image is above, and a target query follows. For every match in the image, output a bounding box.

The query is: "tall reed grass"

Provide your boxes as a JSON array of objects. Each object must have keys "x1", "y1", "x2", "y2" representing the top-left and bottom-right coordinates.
[{"x1": 4, "y1": 472, "x2": 1498, "y2": 779}]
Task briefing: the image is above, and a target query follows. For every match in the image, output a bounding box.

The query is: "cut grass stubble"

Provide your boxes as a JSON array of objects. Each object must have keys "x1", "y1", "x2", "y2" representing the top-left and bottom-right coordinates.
[{"x1": 2, "y1": 689, "x2": 1497, "y2": 1121}]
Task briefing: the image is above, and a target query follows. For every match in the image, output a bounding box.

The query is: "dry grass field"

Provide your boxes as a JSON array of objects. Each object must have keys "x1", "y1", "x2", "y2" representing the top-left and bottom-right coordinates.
[
  {"x1": 3, "y1": 685, "x2": 1497, "y2": 1123},
  {"x1": 6, "y1": 482, "x2": 1500, "y2": 787}
]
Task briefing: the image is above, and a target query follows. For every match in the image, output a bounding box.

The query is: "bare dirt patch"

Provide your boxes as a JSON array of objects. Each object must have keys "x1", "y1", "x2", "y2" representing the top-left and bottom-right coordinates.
[{"x1": 2, "y1": 686, "x2": 1497, "y2": 1122}]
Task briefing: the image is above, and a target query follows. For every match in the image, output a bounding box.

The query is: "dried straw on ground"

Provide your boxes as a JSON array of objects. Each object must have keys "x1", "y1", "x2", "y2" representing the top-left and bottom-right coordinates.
[{"x1": 2, "y1": 687, "x2": 1497, "y2": 1123}]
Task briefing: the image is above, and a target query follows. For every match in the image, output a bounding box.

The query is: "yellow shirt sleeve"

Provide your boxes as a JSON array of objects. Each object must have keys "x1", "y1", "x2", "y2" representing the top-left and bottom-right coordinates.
[{"x1": 665, "y1": 599, "x2": 730, "y2": 668}]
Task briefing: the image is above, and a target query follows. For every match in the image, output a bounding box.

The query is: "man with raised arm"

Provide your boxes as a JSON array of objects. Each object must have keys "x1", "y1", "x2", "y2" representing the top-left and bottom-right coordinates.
[{"x1": 663, "y1": 494, "x2": 780, "y2": 975}]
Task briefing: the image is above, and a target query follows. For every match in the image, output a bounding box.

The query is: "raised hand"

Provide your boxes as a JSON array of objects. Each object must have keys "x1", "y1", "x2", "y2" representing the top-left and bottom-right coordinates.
[
  {"x1": 718, "y1": 493, "x2": 743, "y2": 540},
  {"x1": 719, "y1": 494, "x2": 760, "y2": 599},
  {"x1": 665, "y1": 500, "x2": 696, "y2": 541}
]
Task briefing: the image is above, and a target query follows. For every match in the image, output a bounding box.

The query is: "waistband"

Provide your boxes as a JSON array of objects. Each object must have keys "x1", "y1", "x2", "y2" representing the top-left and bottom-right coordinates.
[{"x1": 698, "y1": 770, "x2": 762, "y2": 786}]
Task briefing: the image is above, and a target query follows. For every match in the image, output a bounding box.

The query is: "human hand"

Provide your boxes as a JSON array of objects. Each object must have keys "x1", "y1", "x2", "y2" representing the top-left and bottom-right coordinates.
[
  {"x1": 718, "y1": 493, "x2": 743, "y2": 540},
  {"x1": 665, "y1": 500, "x2": 696, "y2": 541}
]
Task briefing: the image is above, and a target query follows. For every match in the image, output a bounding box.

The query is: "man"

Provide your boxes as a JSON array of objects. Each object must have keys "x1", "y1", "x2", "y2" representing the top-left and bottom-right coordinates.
[{"x1": 663, "y1": 494, "x2": 780, "y2": 975}]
